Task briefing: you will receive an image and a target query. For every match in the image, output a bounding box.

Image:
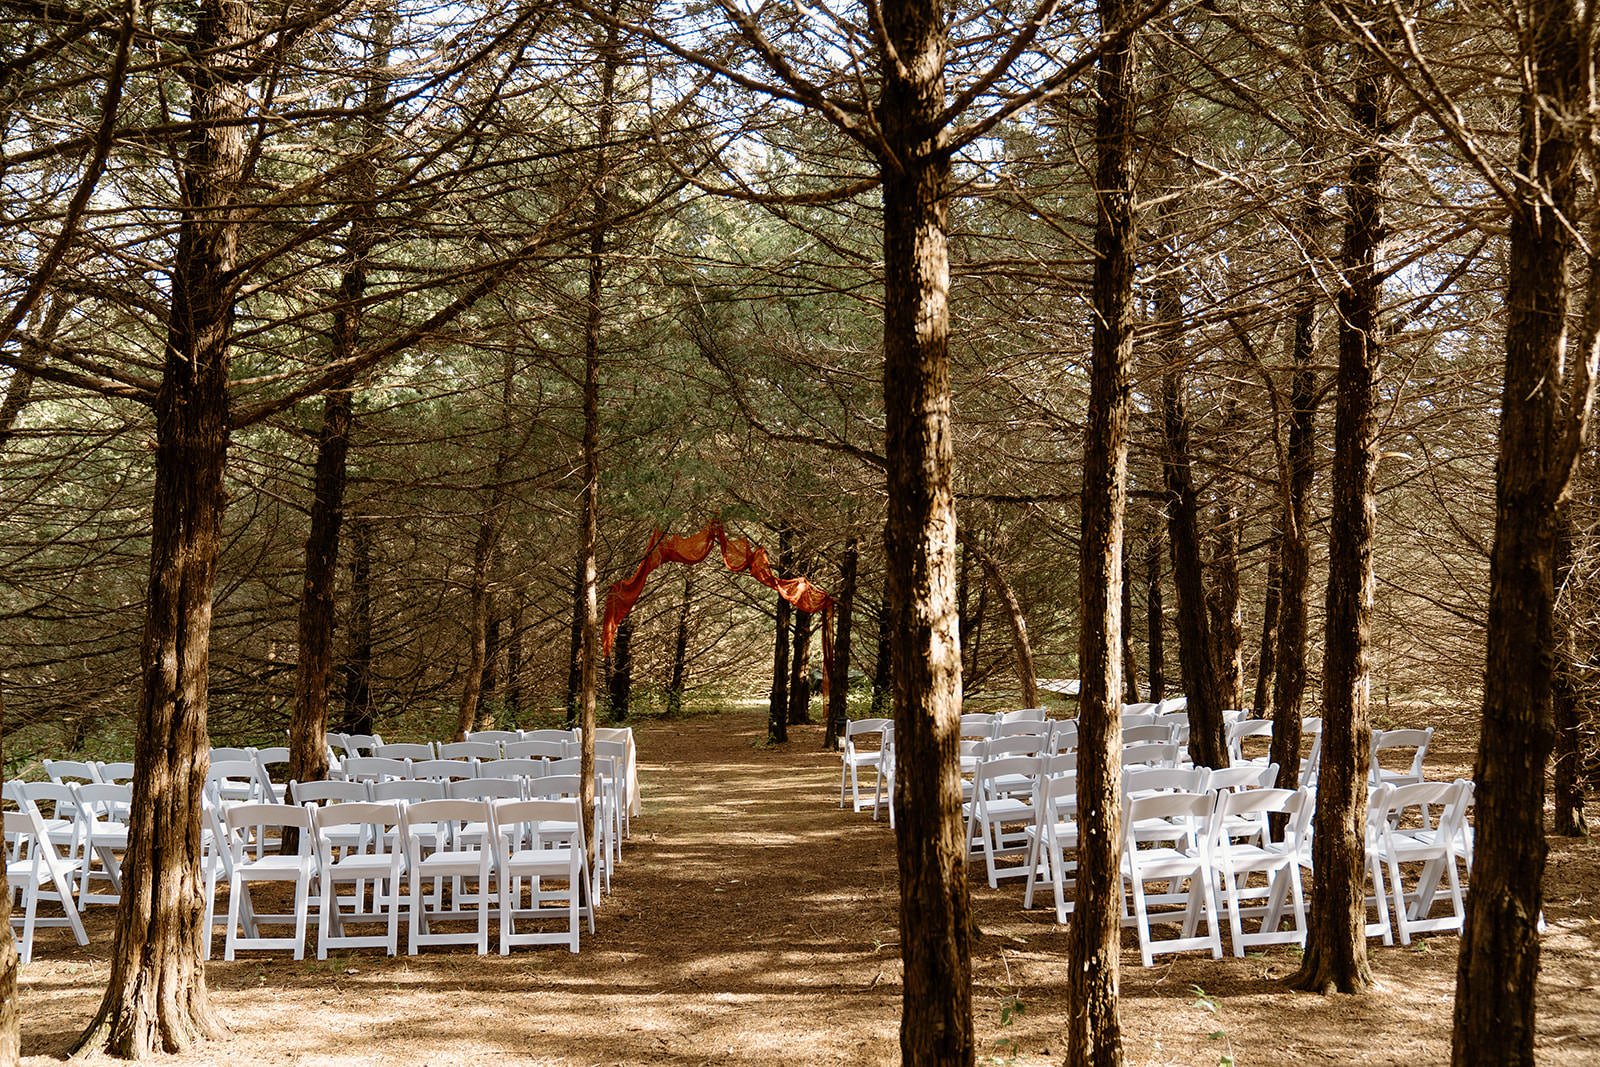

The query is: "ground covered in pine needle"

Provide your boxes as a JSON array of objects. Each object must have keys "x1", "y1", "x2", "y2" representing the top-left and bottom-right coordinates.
[{"x1": 18, "y1": 707, "x2": 1600, "y2": 1066}]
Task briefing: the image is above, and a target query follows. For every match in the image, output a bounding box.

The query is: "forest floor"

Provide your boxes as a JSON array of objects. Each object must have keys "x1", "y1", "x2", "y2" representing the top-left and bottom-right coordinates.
[{"x1": 18, "y1": 706, "x2": 1600, "y2": 1066}]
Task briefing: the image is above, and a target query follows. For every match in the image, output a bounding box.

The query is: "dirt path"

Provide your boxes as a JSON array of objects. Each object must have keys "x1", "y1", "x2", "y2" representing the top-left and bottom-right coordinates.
[{"x1": 20, "y1": 710, "x2": 1600, "y2": 1065}]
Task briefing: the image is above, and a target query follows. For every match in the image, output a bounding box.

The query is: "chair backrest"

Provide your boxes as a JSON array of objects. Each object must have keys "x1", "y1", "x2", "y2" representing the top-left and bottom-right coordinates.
[
  {"x1": 403, "y1": 799, "x2": 492, "y2": 851},
  {"x1": 504, "y1": 739, "x2": 568, "y2": 760},
  {"x1": 224, "y1": 802, "x2": 312, "y2": 856},
  {"x1": 208, "y1": 759, "x2": 262, "y2": 800},
  {"x1": 254, "y1": 746, "x2": 290, "y2": 764},
  {"x1": 448, "y1": 777, "x2": 522, "y2": 802},
  {"x1": 1209, "y1": 786, "x2": 1306, "y2": 851},
  {"x1": 1125, "y1": 766, "x2": 1208, "y2": 797},
  {"x1": 1039, "y1": 751, "x2": 1076, "y2": 778},
  {"x1": 311, "y1": 801, "x2": 404, "y2": 858},
  {"x1": 438, "y1": 740, "x2": 500, "y2": 761},
  {"x1": 1123, "y1": 724, "x2": 1174, "y2": 745},
  {"x1": 477, "y1": 758, "x2": 545, "y2": 782},
  {"x1": 42, "y1": 759, "x2": 100, "y2": 785},
  {"x1": 75, "y1": 782, "x2": 132, "y2": 820},
  {"x1": 1156, "y1": 696, "x2": 1188, "y2": 715},
  {"x1": 544, "y1": 757, "x2": 582, "y2": 777},
  {"x1": 1121, "y1": 741, "x2": 1180, "y2": 768},
  {"x1": 983, "y1": 735, "x2": 1047, "y2": 760},
  {"x1": 997, "y1": 707, "x2": 1048, "y2": 724},
  {"x1": 972, "y1": 755, "x2": 1038, "y2": 797},
  {"x1": 15, "y1": 780, "x2": 80, "y2": 820},
  {"x1": 374, "y1": 742, "x2": 435, "y2": 760},
  {"x1": 1371, "y1": 727, "x2": 1434, "y2": 784},
  {"x1": 341, "y1": 756, "x2": 410, "y2": 783},
  {"x1": 1051, "y1": 720, "x2": 1079, "y2": 752},
  {"x1": 95, "y1": 761, "x2": 135, "y2": 784},
  {"x1": 493, "y1": 798, "x2": 583, "y2": 853},
  {"x1": 844, "y1": 718, "x2": 890, "y2": 743},
  {"x1": 521, "y1": 729, "x2": 578, "y2": 744},
  {"x1": 292, "y1": 779, "x2": 371, "y2": 805},
  {"x1": 1205, "y1": 763, "x2": 1279, "y2": 792},
  {"x1": 340, "y1": 733, "x2": 382, "y2": 758},
  {"x1": 1123, "y1": 789, "x2": 1214, "y2": 848},
  {"x1": 1120, "y1": 713, "x2": 1160, "y2": 730},
  {"x1": 465, "y1": 730, "x2": 522, "y2": 744},
  {"x1": 959, "y1": 713, "x2": 997, "y2": 740},
  {"x1": 995, "y1": 720, "x2": 1051, "y2": 740},
  {"x1": 409, "y1": 759, "x2": 478, "y2": 782},
  {"x1": 371, "y1": 779, "x2": 445, "y2": 803},
  {"x1": 210, "y1": 746, "x2": 254, "y2": 763},
  {"x1": 528, "y1": 774, "x2": 580, "y2": 800},
  {"x1": 1226, "y1": 719, "x2": 1274, "y2": 763}
]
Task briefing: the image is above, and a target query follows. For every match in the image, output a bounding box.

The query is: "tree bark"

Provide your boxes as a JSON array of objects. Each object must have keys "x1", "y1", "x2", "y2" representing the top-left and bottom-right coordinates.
[
  {"x1": 1252, "y1": 548, "x2": 1280, "y2": 720},
  {"x1": 879, "y1": 1, "x2": 973, "y2": 1060},
  {"x1": 73, "y1": 4, "x2": 249, "y2": 1052},
  {"x1": 456, "y1": 352, "x2": 516, "y2": 741},
  {"x1": 1553, "y1": 504, "x2": 1587, "y2": 836},
  {"x1": 1067, "y1": 1, "x2": 1139, "y2": 1061},
  {"x1": 1269, "y1": 10, "x2": 1328, "y2": 789},
  {"x1": 669, "y1": 568, "x2": 693, "y2": 716},
  {"x1": 1146, "y1": 524, "x2": 1165, "y2": 701},
  {"x1": 1289, "y1": 4, "x2": 1391, "y2": 993},
  {"x1": 507, "y1": 585, "x2": 525, "y2": 722},
  {"x1": 339, "y1": 516, "x2": 375, "y2": 736},
  {"x1": 564, "y1": 549, "x2": 585, "y2": 728},
  {"x1": 0, "y1": 685, "x2": 17, "y2": 1067},
  {"x1": 825, "y1": 536, "x2": 859, "y2": 749},
  {"x1": 788, "y1": 609, "x2": 815, "y2": 724},
  {"x1": 1159, "y1": 365, "x2": 1227, "y2": 768},
  {"x1": 1206, "y1": 398, "x2": 1245, "y2": 711},
  {"x1": 768, "y1": 525, "x2": 793, "y2": 743},
  {"x1": 1122, "y1": 537, "x2": 1140, "y2": 703},
  {"x1": 1453, "y1": 0, "x2": 1596, "y2": 1054},
  {"x1": 608, "y1": 616, "x2": 633, "y2": 723},
  {"x1": 871, "y1": 598, "x2": 892, "y2": 716}
]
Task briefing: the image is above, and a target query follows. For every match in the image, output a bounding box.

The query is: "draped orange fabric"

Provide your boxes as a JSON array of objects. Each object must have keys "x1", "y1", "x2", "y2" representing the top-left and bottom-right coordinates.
[{"x1": 602, "y1": 520, "x2": 836, "y2": 699}]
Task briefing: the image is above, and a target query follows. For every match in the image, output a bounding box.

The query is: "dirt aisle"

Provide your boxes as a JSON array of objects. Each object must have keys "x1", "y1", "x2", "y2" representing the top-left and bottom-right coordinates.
[{"x1": 21, "y1": 709, "x2": 1600, "y2": 1065}]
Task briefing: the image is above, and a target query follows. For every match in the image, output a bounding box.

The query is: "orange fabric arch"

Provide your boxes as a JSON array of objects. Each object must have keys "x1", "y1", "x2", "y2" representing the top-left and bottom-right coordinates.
[{"x1": 602, "y1": 520, "x2": 835, "y2": 699}]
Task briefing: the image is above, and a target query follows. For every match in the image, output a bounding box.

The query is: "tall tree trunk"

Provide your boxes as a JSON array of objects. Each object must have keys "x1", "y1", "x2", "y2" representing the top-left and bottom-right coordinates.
[
  {"x1": 1146, "y1": 523, "x2": 1165, "y2": 701},
  {"x1": 507, "y1": 584, "x2": 525, "y2": 722},
  {"x1": 871, "y1": 598, "x2": 892, "y2": 716},
  {"x1": 879, "y1": 1, "x2": 973, "y2": 1060},
  {"x1": 1122, "y1": 538, "x2": 1140, "y2": 703},
  {"x1": 577, "y1": 0, "x2": 622, "y2": 874},
  {"x1": 789, "y1": 609, "x2": 815, "y2": 724},
  {"x1": 479, "y1": 609, "x2": 501, "y2": 724},
  {"x1": 1206, "y1": 397, "x2": 1245, "y2": 710},
  {"x1": 287, "y1": 1, "x2": 388, "y2": 808},
  {"x1": 825, "y1": 536, "x2": 859, "y2": 749},
  {"x1": 340, "y1": 517, "x2": 375, "y2": 736},
  {"x1": 1290, "y1": 5, "x2": 1392, "y2": 993},
  {"x1": 1253, "y1": 548, "x2": 1280, "y2": 719},
  {"x1": 608, "y1": 616, "x2": 633, "y2": 722},
  {"x1": 962, "y1": 536, "x2": 1039, "y2": 707},
  {"x1": 1269, "y1": 7, "x2": 1328, "y2": 790},
  {"x1": 1067, "y1": 1, "x2": 1139, "y2": 1061},
  {"x1": 564, "y1": 549, "x2": 585, "y2": 728},
  {"x1": 1159, "y1": 365, "x2": 1227, "y2": 768},
  {"x1": 768, "y1": 525, "x2": 793, "y2": 743},
  {"x1": 1454, "y1": 0, "x2": 1597, "y2": 1054},
  {"x1": 1553, "y1": 504, "x2": 1588, "y2": 836},
  {"x1": 456, "y1": 352, "x2": 516, "y2": 741},
  {"x1": 289, "y1": 388, "x2": 353, "y2": 785},
  {"x1": 668, "y1": 568, "x2": 693, "y2": 716},
  {"x1": 0, "y1": 685, "x2": 17, "y2": 1066},
  {"x1": 73, "y1": 4, "x2": 249, "y2": 1051}
]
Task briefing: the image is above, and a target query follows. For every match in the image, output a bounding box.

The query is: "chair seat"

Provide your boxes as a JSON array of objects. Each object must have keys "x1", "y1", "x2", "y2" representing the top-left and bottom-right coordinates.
[
  {"x1": 326, "y1": 853, "x2": 403, "y2": 877},
  {"x1": 504, "y1": 847, "x2": 579, "y2": 877},
  {"x1": 416, "y1": 850, "x2": 490, "y2": 877},
  {"x1": 237, "y1": 855, "x2": 315, "y2": 880}
]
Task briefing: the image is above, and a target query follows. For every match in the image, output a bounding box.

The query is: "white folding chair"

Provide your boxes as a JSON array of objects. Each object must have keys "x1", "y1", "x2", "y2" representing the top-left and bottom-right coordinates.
[
  {"x1": 339, "y1": 756, "x2": 411, "y2": 784},
  {"x1": 94, "y1": 761, "x2": 135, "y2": 786},
  {"x1": 404, "y1": 799, "x2": 494, "y2": 955},
  {"x1": 477, "y1": 758, "x2": 547, "y2": 786},
  {"x1": 252, "y1": 747, "x2": 291, "y2": 802},
  {"x1": 965, "y1": 755, "x2": 1041, "y2": 888},
  {"x1": 73, "y1": 783, "x2": 131, "y2": 905},
  {"x1": 208, "y1": 759, "x2": 265, "y2": 804},
  {"x1": 210, "y1": 746, "x2": 255, "y2": 764},
  {"x1": 312, "y1": 801, "x2": 407, "y2": 958},
  {"x1": 505, "y1": 739, "x2": 568, "y2": 761},
  {"x1": 5, "y1": 806, "x2": 89, "y2": 963},
  {"x1": 223, "y1": 803, "x2": 316, "y2": 960},
  {"x1": 1369, "y1": 779, "x2": 1471, "y2": 945},
  {"x1": 839, "y1": 718, "x2": 890, "y2": 813},
  {"x1": 873, "y1": 722, "x2": 897, "y2": 824},
  {"x1": 1122, "y1": 741, "x2": 1180, "y2": 769},
  {"x1": 42, "y1": 760, "x2": 101, "y2": 789},
  {"x1": 959, "y1": 713, "x2": 997, "y2": 741},
  {"x1": 1121, "y1": 790, "x2": 1223, "y2": 967},
  {"x1": 1123, "y1": 723, "x2": 1175, "y2": 746},
  {"x1": 292, "y1": 779, "x2": 372, "y2": 805},
  {"x1": 410, "y1": 759, "x2": 478, "y2": 783},
  {"x1": 494, "y1": 798, "x2": 594, "y2": 953},
  {"x1": 1300, "y1": 717, "x2": 1324, "y2": 788},
  {"x1": 339, "y1": 733, "x2": 384, "y2": 758},
  {"x1": 1022, "y1": 771, "x2": 1078, "y2": 923},
  {"x1": 1208, "y1": 787, "x2": 1311, "y2": 956},
  {"x1": 1370, "y1": 727, "x2": 1434, "y2": 789},
  {"x1": 521, "y1": 729, "x2": 578, "y2": 745}
]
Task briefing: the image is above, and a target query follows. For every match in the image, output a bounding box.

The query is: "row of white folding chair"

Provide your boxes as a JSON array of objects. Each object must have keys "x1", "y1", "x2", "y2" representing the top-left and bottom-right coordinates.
[
  {"x1": 9, "y1": 779, "x2": 131, "y2": 907},
  {"x1": 214, "y1": 797, "x2": 592, "y2": 960},
  {"x1": 4, "y1": 805, "x2": 90, "y2": 964}
]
